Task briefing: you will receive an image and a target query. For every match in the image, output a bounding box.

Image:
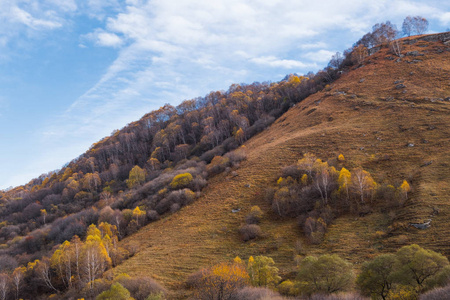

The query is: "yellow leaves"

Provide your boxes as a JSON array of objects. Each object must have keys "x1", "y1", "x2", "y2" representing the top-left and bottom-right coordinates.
[
  {"x1": 87, "y1": 224, "x2": 102, "y2": 239},
  {"x1": 170, "y1": 173, "x2": 194, "y2": 189},
  {"x1": 250, "y1": 206, "x2": 263, "y2": 219},
  {"x1": 151, "y1": 147, "x2": 162, "y2": 160},
  {"x1": 400, "y1": 180, "x2": 411, "y2": 193},
  {"x1": 126, "y1": 165, "x2": 146, "y2": 189},
  {"x1": 288, "y1": 75, "x2": 301, "y2": 85},
  {"x1": 351, "y1": 167, "x2": 377, "y2": 204},
  {"x1": 132, "y1": 207, "x2": 146, "y2": 226},
  {"x1": 132, "y1": 207, "x2": 145, "y2": 217},
  {"x1": 277, "y1": 176, "x2": 296, "y2": 186},
  {"x1": 98, "y1": 222, "x2": 116, "y2": 239},
  {"x1": 27, "y1": 259, "x2": 39, "y2": 271},
  {"x1": 247, "y1": 255, "x2": 280, "y2": 287},
  {"x1": 234, "y1": 256, "x2": 243, "y2": 264},
  {"x1": 147, "y1": 157, "x2": 160, "y2": 171},
  {"x1": 235, "y1": 127, "x2": 245, "y2": 143},
  {"x1": 301, "y1": 174, "x2": 308, "y2": 185},
  {"x1": 338, "y1": 167, "x2": 351, "y2": 189},
  {"x1": 211, "y1": 262, "x2": 249, "y2": 281},
  {"x1": 338, "y1": 154, "x2": 345, "y2": 161}
]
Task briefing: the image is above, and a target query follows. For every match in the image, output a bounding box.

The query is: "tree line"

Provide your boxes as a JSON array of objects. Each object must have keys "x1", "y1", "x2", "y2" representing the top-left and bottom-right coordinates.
[{"x1": 186, "y1": 244, "x2": 449, "y2": 300}]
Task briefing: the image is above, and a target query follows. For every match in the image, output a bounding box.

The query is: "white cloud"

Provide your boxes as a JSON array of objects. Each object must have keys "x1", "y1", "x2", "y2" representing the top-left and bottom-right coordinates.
[
  {"x1": 57, "y1": 0, "x2": 450, "y2": 144},
  {"x1": 438, "y1": 12, "x2": 450, "y2": 25},
  {"x1": 299, "y1": 42, "x2": 328, "y2": 50},
  {"x1": 251, "y1": 56, "x2": 313, "y2": 69},
  {"x1": 304, "y1": 49, "x2": 337, "y2": 63},
  {"x1": 10, "y1": 6, "x2": 62, "y2": 29},
  {"x1": 0, "y1": 0, "x2": 77, "y2": 51},
  {"x1": 82, "y1": 29, "x2": 123, "y2": 48},
  {"x1": 45, "y1": 0, "x2": 77, "y2": 12}
]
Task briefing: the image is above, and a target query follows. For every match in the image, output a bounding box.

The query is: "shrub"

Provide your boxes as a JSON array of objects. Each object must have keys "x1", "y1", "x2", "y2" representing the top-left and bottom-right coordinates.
[
  {"x1": 206, "y1": 156, "x2": 230, "y2": 176},
  {"x1": 224, "y1": 147, "x2": 247, "y2": 166},
  {"x1": 199, "y1": 146, "x2": 225, "y2": 163},
  {"x1": 309, "y1": 293, "x2": 368, "y2": 300},
  {"x1": 395, "y1": 244, "x2": 450, "y2": 292},
  {"x1": 303, "y1": 217, "x2": 327, "y2": 244},
  {"x1": 170, "y1": 203, "x2": 180, "y2": 213},
  {"x1": 278, "y1": 280, "x2": 299, "y2": 296},
  {"x1": 239, "y1": 224, "x2": 262, "y2": 241},
  {"x1": 116, "y1": 276, "x2": 167, "y2": 300},
  {"x1": 146, "y1": 210, "x2": 160, "y2": 222},
  {"x1": 192, "y1": 263, "x2": 249, "y2": 300},
  {"x1": 232, "y1": 286, "x2": 284, "y2": 300},
  {"x1": 420, "y1": 284, "x2": 450, "y2": 300},
  {"x1": 247, "y1": 255, "x2": 281, "y2": 288},
  {"x1": 169, "y1": 173, "x2": 193, "y2": 189},
  {"x1": 356, "y1": 254, "x2": 399, "y2": 300},
  {"x1": 245, "y1": 206, "x2": 263, "y2": 224},
  {"x1": 280, "y1": 164, "x2": 300, "y2": 180},
  {"x1": 96, "y1": 282, "x2": 131, "y2": 300},
  {"x1": 297, "y1": 254, "x2": 354, "y2": 296}
]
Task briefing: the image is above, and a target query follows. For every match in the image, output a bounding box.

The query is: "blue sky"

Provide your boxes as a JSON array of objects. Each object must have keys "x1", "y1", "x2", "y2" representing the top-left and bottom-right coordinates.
[{"x1": 0, "y1": 0, "x2": 449, "y2": 190}]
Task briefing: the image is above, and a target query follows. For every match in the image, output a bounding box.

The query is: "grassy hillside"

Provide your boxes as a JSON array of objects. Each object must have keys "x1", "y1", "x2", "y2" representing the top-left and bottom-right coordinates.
[{"x1": 113, "y1": 35, "x2": 450, "y2": 298}]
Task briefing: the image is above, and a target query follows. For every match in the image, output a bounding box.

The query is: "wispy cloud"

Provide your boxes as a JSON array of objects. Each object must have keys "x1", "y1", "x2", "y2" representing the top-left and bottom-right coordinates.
[
  {"x1": 2, "y1": 0, "x2": 450, "y2": 189},
  {"x1": 251, "y1": 56, "x2": 315, "y2": 69},
  {"x1": 304, "y1": 50, "x2": 338, "y2": 63},
  {"x1": 43, "y1": 0, "x2": 450, "y2": 162}
]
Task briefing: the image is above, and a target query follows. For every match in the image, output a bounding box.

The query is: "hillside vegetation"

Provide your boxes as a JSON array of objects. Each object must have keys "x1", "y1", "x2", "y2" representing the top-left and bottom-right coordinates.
[
  {"x1": 113, "y1": 33, "x2": 450, "y2": 298},
  {"x1": 0, "y1": 28, "x2": 448, "y2": 299}
]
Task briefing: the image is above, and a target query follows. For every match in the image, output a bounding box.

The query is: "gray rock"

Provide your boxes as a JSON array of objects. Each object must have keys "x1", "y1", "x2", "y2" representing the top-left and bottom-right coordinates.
[
  {"x1": 406, "y1": 51, "x2": 424, "y2": 56},
  {"x1": 410, "y1": 219, "x2": 431, "y2": 229}
]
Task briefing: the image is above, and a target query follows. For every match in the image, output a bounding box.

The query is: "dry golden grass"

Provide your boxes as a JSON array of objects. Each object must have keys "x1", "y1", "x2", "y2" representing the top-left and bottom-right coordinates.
[{"x1": 113, "y1": 37, "x2": 450, "y2": 298}]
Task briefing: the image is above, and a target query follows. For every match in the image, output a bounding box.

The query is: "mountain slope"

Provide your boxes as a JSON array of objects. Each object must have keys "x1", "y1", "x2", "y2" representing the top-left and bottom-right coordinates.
[{"x1": 113, "y1": 34, "x2": 450, "y2": 297}]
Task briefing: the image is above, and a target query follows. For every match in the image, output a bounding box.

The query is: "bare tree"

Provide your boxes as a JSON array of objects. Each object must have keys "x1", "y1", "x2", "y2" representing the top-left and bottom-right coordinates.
[
  {"x1": 372, "y1": 21, "x2": 398, "y2": 45},
  {"x1": 402, "y1": 16, "x2": 414, "y2": 37},
  {"x1": 328, "y1": 52, "x2": 343, "y2": 69},
  {"x1": 403, "y1": 16, "x2": 429, "y2": 36},
  {"x1": 0, "y1": 274, "x2": 9, "y2": 300},
  {"x1": 412, "y1": 16, "x2": 429, "y2": 35}
]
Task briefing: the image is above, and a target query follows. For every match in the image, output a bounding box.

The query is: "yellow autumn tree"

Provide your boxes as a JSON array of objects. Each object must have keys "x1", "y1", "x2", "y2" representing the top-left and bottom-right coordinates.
[
  {"x1": 86, "y1": 224, "x2": 102, "y2": 239},
  {"x1": 50, "y1": 240, "x2": 73, "y2": 289},
  {"x1": 195, "y1": 262, "x2": 249, "y2": 300},
  {"x1": 132, "y1": 207, "x2": 146, "y2": 226},
  {"x1": 147, "y1": 157, "x2": 160, "y2": 171},
  {"x1": 399, "y1": 180, "x2": 411, "y2": 200},
  {"x1": 313, "y1": 159, "x2": 333, "y2": 205},
  {"x1": 235, "y1": 127, "x2": 245, "y2": 144},
  {"x1": 12, "y1": 266, "x2": 26, "y2": 300},
  {"x1": 351, "y1": 167, "x2": 377, "y2": 204},
  {"x1": 338, "y1": 167, "x2": 352, "y2": 202},
  {"x1": 82, "y1": 235, "x2": 111, "y2": 289},
  {"x1": 126, "y1": 165, "x2": 146, "y2": 188},
  {"x1": 247, "y1": 255, "x2": 281, "y2": 287},
  {"x1": 170, "y1": 173, "x2": 193, "y2": 189}
]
